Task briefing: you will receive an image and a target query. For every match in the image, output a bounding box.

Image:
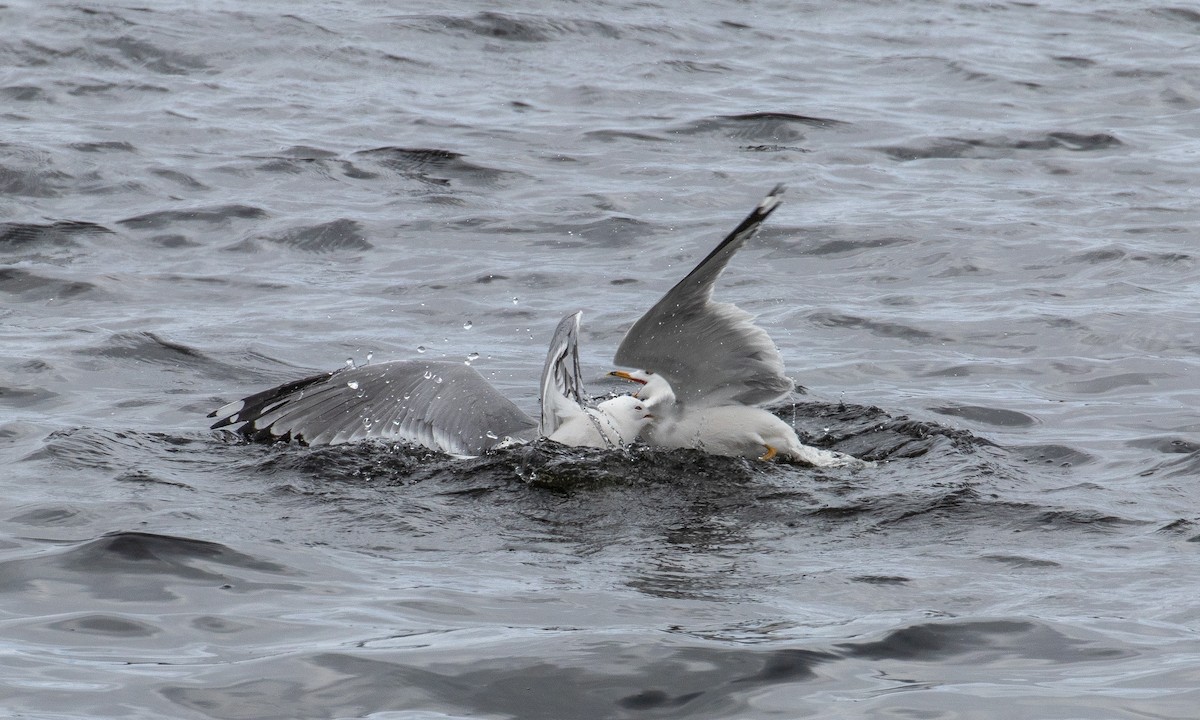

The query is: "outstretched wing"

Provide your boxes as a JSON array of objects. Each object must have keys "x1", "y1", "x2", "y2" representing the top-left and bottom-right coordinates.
[
  {"x1": 538, "y1": 311, "x2": 589, "y2": 438},
  {"x1": 209, "y1": 359, "x2": 537, "y2": 455},
  {"x1": 613, "y1": 184, "x2": 794, "y2": 407}
]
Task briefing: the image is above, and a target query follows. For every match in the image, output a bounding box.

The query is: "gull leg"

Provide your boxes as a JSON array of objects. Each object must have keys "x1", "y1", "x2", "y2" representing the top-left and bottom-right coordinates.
[{"x1": 758, "y1": 445, "x2": 777, "y2": 461}]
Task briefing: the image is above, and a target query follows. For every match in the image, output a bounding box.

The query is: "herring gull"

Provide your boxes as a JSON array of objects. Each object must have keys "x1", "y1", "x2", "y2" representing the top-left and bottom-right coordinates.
[
  {"x1": 610, "y1": 185, "x2": 861, "y2": 467},
  {"x1": 209, "y1": 311, "x2": 651, "y2": 455},
  {"x1": 209, "y1": 185, "x2": 863, "y2": 467}
]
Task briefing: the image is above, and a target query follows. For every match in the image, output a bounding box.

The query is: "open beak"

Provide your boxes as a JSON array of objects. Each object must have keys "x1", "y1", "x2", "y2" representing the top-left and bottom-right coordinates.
[{"x1": 608, "y1": 370, "x2": 647, "y2": 385}]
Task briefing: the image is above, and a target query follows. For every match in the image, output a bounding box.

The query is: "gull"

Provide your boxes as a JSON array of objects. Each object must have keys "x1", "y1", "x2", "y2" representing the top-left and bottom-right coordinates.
[
  {"x1": 609, "y1": 185, "x2": 861, "y2": 467},
  {"x1": 209, "y1": 184, "x2": 863, "y2": 467},
  {"x1": 208, "y1": 311, "x2": 652, "y2": 455}
]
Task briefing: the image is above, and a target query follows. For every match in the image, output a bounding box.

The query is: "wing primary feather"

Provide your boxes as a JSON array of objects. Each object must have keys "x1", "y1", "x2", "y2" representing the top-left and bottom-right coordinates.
[{"x1": 613, "y1": 185, "x2": 793, "y2": 407}]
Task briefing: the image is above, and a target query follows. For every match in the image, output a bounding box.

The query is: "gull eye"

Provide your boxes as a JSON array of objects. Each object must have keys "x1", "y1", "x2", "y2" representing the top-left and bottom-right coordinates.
[{"x1": 634, "y1": 405, "x2": 643, "y2": 411}]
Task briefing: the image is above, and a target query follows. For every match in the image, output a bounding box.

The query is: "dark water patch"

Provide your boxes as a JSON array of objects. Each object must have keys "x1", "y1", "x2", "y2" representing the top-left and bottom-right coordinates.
[
  {"x1": 1052, "y1": 55, "x2": 1098, "y2": 67},
  {"x1": 1139, "y1": 450, "x2": 1200, "y2": 479},
  {"x1": 1009, "y1": 443, "x2": 1095, "y2": 466},
  {"x1": 151, "y1": 168, "x2": 208, "y2": 190},
  {"x1": 1155, "y1": 7, "x2": 1200, "y2": 24},
  {"x1": 158, "y1": 619, "x2": 1131, "y2": 720},
  {"x1": 787, "y1": 401, "x2": 988, "y2": 461},
  {"x1": 0, "y1": 384, "x2": 61, "y2": 409},
  {"x1": 115, "y1": 468, "x2": 195, "y2": 490},
  {"x1": 0, "y1": 157, "x2": 69, "y2": 197},
  {"x1": 118, "y1": 204, "x2": 267, "y2": 229},
  {"x1": 982, "y1": 554, "x2": 1062, "y2": 569},
  {"x1": 70, "y1": 140, "x2": 135, "y2": 153},
  {"x1": 150, "y1": 233, "x2": 202, "y2": 248},
  {"x1": 1029, "y1": 510, "x2": 1147, "y2": 532},
  {"x1": 1156, "y1": 519, "x2": 1196, "y2": 536},
  {"x1": 94, "y1": 35, "x2": 209, "y2": 75},
  {"x1": 353, "y1": 146, "x2": 513, "y2": 187},
  {"x1": 1054, "y1": 372, "x2": 1170, "y2": 395},
  {"x1": 674, "y1": 112, "x2": 846, "y2": 143},
  {"x1": 1128, "y1": 436, "x2": 1199, "y2": 455},
  {"x1": 1069, "y1": 244, "x2": 1192, "y2": 266},
  {"x1": 558, "y1": 216, "x2": 654, "y2": 248},
  {"x1": 7, "y1": 504, "x2": 90, "y2": 527},
  {"x1": 837, "y1": 618, "x2": 1131, "y2": 663},
  {"x1": 881, "y1": 131, "x2": 1122, "y2": 161},
  {"x1": 86, "y1": 331, "x2": 222, "y2": 372},
  {"x1": 402, "y1": 12, "x2": 623, "y2": 42},
  {"x1": 850, "y1": 575, "x2": 910, "y2": 585},
  {"x1": 191, "y1": 615, "x2": 255, "y2": 634},
  {"x1": 278, "y1": 145, "x2": 340, "y2": 160},
  {"x1": 801, "y1": 235, "x2": 911, "y2": 256},
  {"x1": 930, "y1": 404, "x2": 1038, "y2": 428},
  {"x1": 582, "y1": 128, "x2": 667, "y2": 143},
  {"x1": 1, "y1": 85, "x2": 48, "y2": 102},
  {"x1": 0, "y1": 268, "x2": 99, "y2": 301},
  {"x1": 28, "y1": 428, "x2": 225, "y2": 479},
  {"x1": 740, "y1": 144, "x2": 808, "y2": 153},
  {"x1": 28, "y1": 428, "x2": 152, "y2": 472},
  {"x1": 660, "y1": 59, "x2": 733, "y2": 74},
  {"x1": 65, "y1": 80, "x2": 171, "y2": 97},
  {"x1": 807, "y1": 311, "x2": 945, "y2": 343},
  {"x1": 0, "y1": 531, "x2": 298, "y2": 601},
  {"x1": 46, "y1": 613, "x2": 160, "y2": 637},
  {"x1": 261, "y1": 218, "x2": 372, "y2": 253}
]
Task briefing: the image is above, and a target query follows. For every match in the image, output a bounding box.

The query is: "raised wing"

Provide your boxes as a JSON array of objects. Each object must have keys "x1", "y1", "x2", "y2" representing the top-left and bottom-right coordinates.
[
  {"x1": 538, "y1": 311, "x2": 589, "y2": 438},
  {"x1": 613, "y1": 185, "x2": 794, "y2": 407},
  {"x1": 209, "y1": 359, "x2": 537, "y2": 455}
]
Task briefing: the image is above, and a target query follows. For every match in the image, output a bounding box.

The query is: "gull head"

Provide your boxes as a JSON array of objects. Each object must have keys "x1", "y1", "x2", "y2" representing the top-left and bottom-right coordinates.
[
  {"x1": 595, "y1": 394, "x2": 655, "y2": 444},
  {"x1": 608, "y1": 369, "x2": 676, "y2": 408}
]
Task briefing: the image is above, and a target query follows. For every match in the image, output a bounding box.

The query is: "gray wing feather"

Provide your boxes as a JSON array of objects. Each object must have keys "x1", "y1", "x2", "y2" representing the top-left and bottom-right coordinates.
[
  {"x1": 209, "y1": 360, "x2": 537, "y2": 455},
  {"x1": 613, "y1": 185, "x2": 794, "y2": 407},
  {"x1": 538, "y1": 311, "x2": 588, "y2": 437}
]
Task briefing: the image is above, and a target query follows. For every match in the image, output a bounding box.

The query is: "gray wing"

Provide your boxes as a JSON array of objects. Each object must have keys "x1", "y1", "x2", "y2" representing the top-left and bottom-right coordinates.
[
  {"x1": 613, "y1": 184, "x2": 794, "y2": 407},
  {"x1": 538, "y1": 311, "x2": 588, "y2": 437},
  {"x1": 208, "y1": 359, "x2": 537, "y2": 455}
]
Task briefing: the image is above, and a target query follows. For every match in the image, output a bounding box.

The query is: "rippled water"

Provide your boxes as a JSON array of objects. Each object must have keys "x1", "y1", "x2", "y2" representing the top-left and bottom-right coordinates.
[{"x1": 3, "y1": 1, "x2": 1199, "y2": 717}]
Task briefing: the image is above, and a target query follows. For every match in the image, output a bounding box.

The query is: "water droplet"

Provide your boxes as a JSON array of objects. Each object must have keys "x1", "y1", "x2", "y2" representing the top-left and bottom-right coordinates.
[
  {"x1": 463, "y1": 320, "x2": 473, "y2": 330},
  {"x1": 347, "y1": 381, "x2": 359, "y2": 390},
  {"x1": 466, "y1": 352, "x2": 480, "y2": 364},
  {"x1": 345, "y1": 358, "x2": 355, "y2": 369},
  {"x1": 366, "y1": 351, "x2": 373, "y2": 363},
  {"x1": 485, "y1": 430, "x2": 499, "y2": 440},
  {"x1": 512, "y1": 296, "x2": 519, "y2": 305},
  {"x1": 416, "y1": 345, "x2": 426, "y2": 353},
  {"x1": 434, "y1": 375, "x2": 443, "y2": 384},
  {"x1": 423, "y1": 370, "x2": 433, "y2": 379}
]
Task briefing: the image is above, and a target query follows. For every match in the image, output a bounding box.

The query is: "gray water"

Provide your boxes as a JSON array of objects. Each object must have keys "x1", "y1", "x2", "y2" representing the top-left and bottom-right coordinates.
[{"x1": 3, "y1": 1, "x2": 1199, "y2": 718}]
